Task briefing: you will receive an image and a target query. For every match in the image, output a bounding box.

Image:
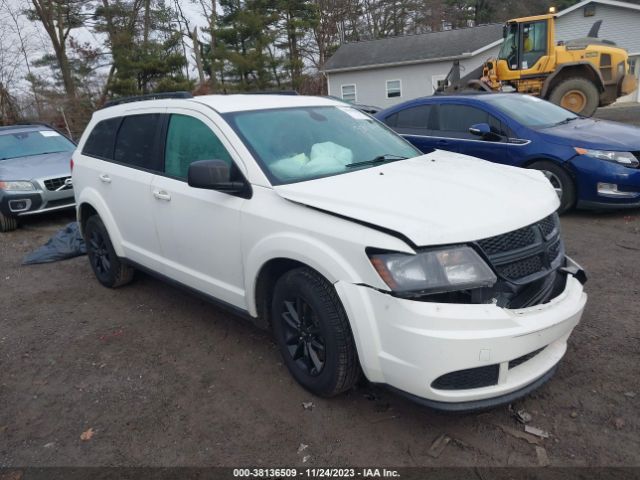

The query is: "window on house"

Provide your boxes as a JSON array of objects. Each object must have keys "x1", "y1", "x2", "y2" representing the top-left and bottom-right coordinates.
[
  {"x1": 341, "y1": 84, "x2": 356, "y2": 103},
  {"x1": 386, "y1": 80, "x2": 402, "y2": 98}
]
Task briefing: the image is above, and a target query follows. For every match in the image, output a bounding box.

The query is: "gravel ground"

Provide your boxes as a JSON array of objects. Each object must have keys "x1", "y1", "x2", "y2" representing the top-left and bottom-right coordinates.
[{"x1": 1, "y1": 206, "x2": 638, "y2": 468}]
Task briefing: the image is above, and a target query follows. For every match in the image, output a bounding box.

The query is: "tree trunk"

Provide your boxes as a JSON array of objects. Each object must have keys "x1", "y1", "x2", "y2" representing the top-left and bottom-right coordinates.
[{"x1": 192, "y1": 27, "x2": 206, "y2": 86}]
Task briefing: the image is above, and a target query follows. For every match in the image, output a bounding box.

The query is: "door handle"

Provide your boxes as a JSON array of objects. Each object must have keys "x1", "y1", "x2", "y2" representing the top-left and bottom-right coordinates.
[
  {"x1": 436, "y1": 140, "x2": 449, "y2": 145},
  {"x1": 98, "y1": 173, "x2": 111, "y2": 183},
  {"x1": 153, "y1": 190, "x2": 171, "y2": 201}
]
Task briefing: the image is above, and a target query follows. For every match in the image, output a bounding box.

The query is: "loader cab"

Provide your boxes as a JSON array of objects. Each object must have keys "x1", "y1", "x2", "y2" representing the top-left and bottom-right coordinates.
[{"x1": 497, "y1": 14, "x2": 555, "y2": 75}]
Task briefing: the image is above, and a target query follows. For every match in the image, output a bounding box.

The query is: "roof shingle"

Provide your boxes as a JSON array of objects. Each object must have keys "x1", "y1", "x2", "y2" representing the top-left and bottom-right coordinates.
[{"x1": 324, "y1": 24, "x2": 504, "y2": 72}]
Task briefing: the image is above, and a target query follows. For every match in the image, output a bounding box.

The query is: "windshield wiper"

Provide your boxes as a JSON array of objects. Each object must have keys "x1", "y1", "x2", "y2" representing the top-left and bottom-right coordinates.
[
  {"x1": 346, "y1": 154, "x2": 408, "y2": 169},
  {"x1": 555, "y1": 117, "x2": 578, "y2": 126}
]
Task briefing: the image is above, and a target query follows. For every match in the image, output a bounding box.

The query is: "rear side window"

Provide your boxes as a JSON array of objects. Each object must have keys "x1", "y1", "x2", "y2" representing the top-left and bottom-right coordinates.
[
  {"x1": 82, "y1": 118, "x2": 121, "y2": 159},
  {"x1": 164, "y1": 114, "x2": 233, "y2": 179},
  {"x1": 114, "y1": 114, "x2": 163, "y2": 170}
]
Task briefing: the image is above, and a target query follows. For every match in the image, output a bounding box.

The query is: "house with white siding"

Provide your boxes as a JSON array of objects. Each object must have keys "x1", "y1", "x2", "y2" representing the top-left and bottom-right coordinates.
[{"x1": 324, "y1": 0, "x2": 640, "y2": 107}]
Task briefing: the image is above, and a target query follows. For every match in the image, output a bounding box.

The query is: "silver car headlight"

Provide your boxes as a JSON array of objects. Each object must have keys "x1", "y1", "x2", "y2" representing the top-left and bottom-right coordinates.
[
  {"x1": 0, "y1": 180, "x2": 36, "y2": 191},
  {"x1": 574, "y1": 147, "x2": 639, "y2": 167},
  {"x1": 368, "y1": 246, "x2": 497, "y2": 294}
]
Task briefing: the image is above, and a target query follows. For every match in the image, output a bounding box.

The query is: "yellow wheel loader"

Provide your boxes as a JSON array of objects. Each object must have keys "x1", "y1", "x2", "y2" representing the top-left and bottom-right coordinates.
[{"x1": 439, "y1": 12, "x2": 637, "y2": 116}]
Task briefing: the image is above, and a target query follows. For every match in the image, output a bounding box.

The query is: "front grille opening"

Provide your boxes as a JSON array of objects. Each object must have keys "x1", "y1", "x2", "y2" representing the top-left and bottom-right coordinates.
[
  {"x1": 44, "y1": 176, "x2": 72, "y2": 191},
  {"x1": 497, "y1": 254, "x2": 544, "y2": 280},
  {"x1": 478, "y1": 225, "x2": 536, "y2": 255},
  {"x1": 431, "y1": 364, "x2": 499, "y2": 390},
  {"x1": 539, "y1": 213, "x2": 559, "y2": 238},
  {"x1": 509, "y1": 347, "x2": 546, "y2": 369}
]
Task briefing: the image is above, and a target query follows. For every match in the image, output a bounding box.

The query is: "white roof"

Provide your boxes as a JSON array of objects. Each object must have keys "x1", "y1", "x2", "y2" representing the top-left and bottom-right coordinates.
[
  {"x1": 557, "y1": 0, "x2": 640, "y2": 16},
  {"x1": 191, "y1": 94, "x2": 343, "y2": 113}
]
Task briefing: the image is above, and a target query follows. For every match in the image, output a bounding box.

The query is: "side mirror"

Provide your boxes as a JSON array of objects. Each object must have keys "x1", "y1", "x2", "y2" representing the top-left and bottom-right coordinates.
[
  {"x1": 187, "y1": 159, "x2": 247, "y2": 195},
  {"x1": 469, "y1": 123, "x2": 503, "y2": 142},
  {"x1": 469, "y1": 123, "x2": 492, "y2": 137}
]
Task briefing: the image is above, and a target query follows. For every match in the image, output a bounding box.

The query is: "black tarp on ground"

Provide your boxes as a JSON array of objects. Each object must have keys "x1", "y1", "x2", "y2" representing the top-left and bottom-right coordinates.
[{"x1": 22, "y1": 222, "x2": 86, "y2": 265}]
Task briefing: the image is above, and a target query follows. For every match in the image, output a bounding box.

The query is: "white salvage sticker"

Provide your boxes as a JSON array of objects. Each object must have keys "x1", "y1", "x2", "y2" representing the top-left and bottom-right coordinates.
[
  {"x1": 339, "y1": 107, "x2": 370, "y2": 120},
  {"x1": 39, "y1": 130, "x2": 61, "y2": 137}
]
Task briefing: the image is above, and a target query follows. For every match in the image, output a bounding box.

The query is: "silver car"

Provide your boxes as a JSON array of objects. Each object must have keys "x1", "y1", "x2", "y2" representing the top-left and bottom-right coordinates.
[{"x1": 0, "y1": 123, "x2": 76, "y2": 232}]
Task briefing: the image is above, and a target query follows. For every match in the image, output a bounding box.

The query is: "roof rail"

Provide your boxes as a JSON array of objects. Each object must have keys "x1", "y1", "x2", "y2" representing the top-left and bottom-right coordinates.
[
  {"x1": 101, "y1": 91, "x2": 193, "y2": 109},
  {"x1": 0, "y1": 121, "x2": 54, "y2": 130},
  {"x1": 244, "y1": 90, "x2": 299, "y2": 95}
]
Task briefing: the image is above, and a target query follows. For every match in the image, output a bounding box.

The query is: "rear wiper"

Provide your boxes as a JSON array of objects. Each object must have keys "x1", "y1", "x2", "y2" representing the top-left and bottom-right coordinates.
[{"x1": 346, "y1": 154, "x2": 408, "y2": 169}]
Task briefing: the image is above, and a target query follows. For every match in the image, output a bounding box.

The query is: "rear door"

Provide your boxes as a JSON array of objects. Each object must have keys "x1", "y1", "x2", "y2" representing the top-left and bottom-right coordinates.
[
  {"x1": 81, "y1": 111, "x2": 165, "y2": 270},
  {"x1": 433, "y1": 103, "x2": 515, "y2": 165},
  {"x1": 150, "y1": 109, "x2": 247, "y2": 309},
  {"x1": 383, "y1": 104, "x2": 447, "y2": 153}
]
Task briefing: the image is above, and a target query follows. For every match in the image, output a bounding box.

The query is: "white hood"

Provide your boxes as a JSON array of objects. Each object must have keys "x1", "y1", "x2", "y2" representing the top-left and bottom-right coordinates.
[{"x1": 274, "y1": 151, "x2": 559, "y2": 247}]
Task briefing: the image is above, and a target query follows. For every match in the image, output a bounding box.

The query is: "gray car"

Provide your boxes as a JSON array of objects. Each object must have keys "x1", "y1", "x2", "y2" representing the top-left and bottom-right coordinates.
[{"x1": 0, "y1": 124, "x2": 76, "y2": 232}]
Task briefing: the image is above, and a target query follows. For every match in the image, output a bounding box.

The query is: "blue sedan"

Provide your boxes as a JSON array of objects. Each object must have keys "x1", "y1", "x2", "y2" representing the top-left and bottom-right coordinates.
[{"x1": 375, "y1": 94, "x2": 640, "y2": 213}]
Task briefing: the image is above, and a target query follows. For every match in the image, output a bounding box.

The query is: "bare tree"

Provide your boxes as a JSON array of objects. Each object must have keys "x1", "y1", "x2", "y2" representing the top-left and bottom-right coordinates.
[{"x1": 28, "y1": 0, "x2": 85, "y2": 99}]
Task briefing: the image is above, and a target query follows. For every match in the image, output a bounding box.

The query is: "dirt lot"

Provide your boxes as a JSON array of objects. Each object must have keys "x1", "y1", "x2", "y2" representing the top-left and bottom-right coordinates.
[{"x1": 1, "y1": 203, "x2": 638, "y2": 469}]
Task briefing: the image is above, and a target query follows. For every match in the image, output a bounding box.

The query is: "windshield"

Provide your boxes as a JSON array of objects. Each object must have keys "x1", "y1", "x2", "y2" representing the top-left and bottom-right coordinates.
[
  {"x1": 483, "y1": 95, "x2": 579, "y2": 128},
  {"x1": 225, "y1": 106, "x2": 420, "y2": 185},
  {"x1": 0, "y1": 129, "x2": 75, "y2": 160},
  {"x1": 498, "y1": 23, "x2": 518, "y2": 67}
]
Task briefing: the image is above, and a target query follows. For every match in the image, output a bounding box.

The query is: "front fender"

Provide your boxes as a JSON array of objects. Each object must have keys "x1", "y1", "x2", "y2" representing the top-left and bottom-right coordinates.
[
  {"x1": 244, "y1": 232, "x2": 363, "y2": 317},
  {"x1": 77, "y1": 187, "x2": 125, "y2": 257}
]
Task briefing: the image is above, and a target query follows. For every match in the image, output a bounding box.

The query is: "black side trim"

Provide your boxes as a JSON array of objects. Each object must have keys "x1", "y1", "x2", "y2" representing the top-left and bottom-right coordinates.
[
  {"x1": 382, "y1": 364, "x2": 559, "y2": 413},
  {"x1": 298, "y1": 203, "x2": 418, "y2": 250},
  {"x1": 123, "y1": 259, "x2": 258, "y2": 324}
]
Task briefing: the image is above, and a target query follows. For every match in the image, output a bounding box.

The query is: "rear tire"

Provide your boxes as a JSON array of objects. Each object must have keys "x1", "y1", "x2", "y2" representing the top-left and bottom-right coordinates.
[
  {"x1": 548, "y1": 77, "x2": 599, "y2": 116},
  {"x1": 84, "y1": 215, "x2": 134, "y2": 288},
  {"x1": 529, "y1": 160, "x2": 576, "y2": 214},
  {"x1": 271, "y1": 267, "x2": 360, "y2": 397},
  {"x1": 0, "y1": 212, "x2": 18, "y2": 232}
]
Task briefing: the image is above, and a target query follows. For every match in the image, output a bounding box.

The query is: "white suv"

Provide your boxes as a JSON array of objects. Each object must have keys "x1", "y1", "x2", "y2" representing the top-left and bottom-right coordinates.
[{"x1": 72, "y1": 93, "x2": 587, "y2": 411}]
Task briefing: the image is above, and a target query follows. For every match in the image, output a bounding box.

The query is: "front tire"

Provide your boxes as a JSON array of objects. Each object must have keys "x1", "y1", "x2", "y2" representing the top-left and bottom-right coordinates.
[
  {"x1": 271, "y1": 267, "x2": 360, "y2": 397},
  {"x1": 84, "y1": 215, "x2": 134, "y2": 288},
  {"x1": 548, "y1": 77, "x2": 599, "y2": 116},
  {"x1": 0, "y1": 212, "x2": 18, "y2": 232},
  {"x1": 529, "y1": 160, "x2": 576, "y2": 214}
]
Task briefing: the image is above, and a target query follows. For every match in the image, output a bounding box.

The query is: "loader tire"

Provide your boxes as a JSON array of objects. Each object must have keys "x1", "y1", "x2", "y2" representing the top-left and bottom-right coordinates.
[{"x1": 549, "y1": 77, "x2": 599, "y2": 117}]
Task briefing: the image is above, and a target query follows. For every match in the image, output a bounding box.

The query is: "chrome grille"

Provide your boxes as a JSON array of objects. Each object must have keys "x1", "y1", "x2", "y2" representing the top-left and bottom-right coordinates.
[{"x1": 44, "y1": 176, "x2": 72, "y2": 191}]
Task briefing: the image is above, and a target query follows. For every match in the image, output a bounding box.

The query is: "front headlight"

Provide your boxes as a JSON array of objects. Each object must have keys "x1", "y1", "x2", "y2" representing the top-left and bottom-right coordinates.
[
  {"x1": 574, "y1": 147, "x2": 639, "y2": 167},
  {"x1": 0, "y1": 180, "x2": 36, "y2": 191},
  {"x1": 368, "y1": 246, "x2": 497, "y2": 294}
]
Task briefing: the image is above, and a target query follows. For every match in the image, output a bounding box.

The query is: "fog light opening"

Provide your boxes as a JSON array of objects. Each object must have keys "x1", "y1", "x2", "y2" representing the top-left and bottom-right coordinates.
[
  {"x1": 597, "y1": 182, "x2": 636, "y2": 198},
  {"x1": 8, "y1": 199, "x2": 32, "y2": 212}
]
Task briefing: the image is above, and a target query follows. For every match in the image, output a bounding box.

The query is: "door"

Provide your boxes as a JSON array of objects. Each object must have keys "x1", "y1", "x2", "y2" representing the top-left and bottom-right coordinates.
[
  {"x1": 150, "y1": 110, "x2": 247, "y2": 309},
  {"x1": 433, "y1": 104, "x2": 515, "y2": 165},
  {"x1": 382, "y1": 104, "x2": 446, "y2": 153},
  {"x1": 82, "y1": 112, "x2": 165, "y2": 270}
]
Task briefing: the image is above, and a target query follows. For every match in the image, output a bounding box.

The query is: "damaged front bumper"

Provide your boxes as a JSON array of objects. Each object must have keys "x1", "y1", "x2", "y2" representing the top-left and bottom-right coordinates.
[{"x1": 335, "y1": 257, "x2": 587, "y2": 411}]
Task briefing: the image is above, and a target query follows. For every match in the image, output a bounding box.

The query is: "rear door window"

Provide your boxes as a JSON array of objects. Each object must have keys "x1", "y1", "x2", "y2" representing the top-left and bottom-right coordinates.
[
  {"x1": 114, "y1": 114, "x2": 163, "y2": 170},
  {"x1": 385, "y1": 105, "x2": 435, "y2": 135},
  {"x1": 82, "y1": 117, "x2": 121, "y2": 160},
  {"x1": 164, "y1": 114, "x2": 234, "y2": 179}
]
